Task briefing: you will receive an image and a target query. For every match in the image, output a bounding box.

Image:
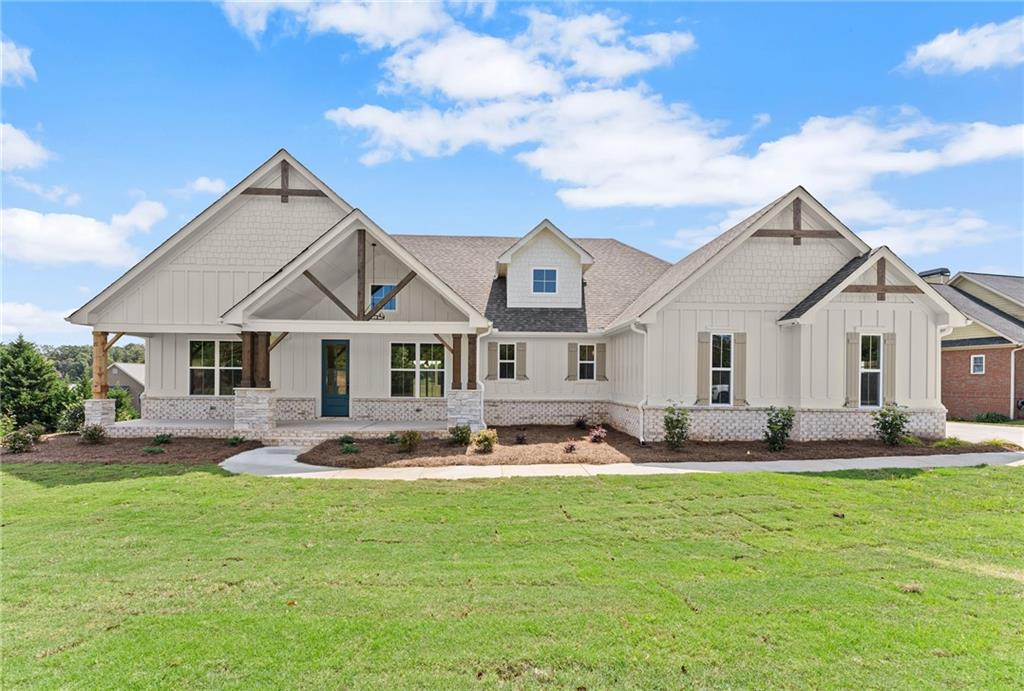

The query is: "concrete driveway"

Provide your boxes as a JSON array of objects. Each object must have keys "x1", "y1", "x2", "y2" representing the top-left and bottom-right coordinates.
[{"x1": 947, "y1": 421, "x2": 1024, "y2": 445}]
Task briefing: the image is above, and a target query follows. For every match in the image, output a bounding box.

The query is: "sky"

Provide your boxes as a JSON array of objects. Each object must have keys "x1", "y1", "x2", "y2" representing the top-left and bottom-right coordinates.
[{"x1": 2, "y1": 1, "x2": 1022, "y2": 345}]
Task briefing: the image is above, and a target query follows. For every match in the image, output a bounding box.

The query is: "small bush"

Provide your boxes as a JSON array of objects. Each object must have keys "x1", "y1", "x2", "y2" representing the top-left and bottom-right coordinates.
[
  {"x1": 152, "y1": 433, "x2": 173, "y2": 446},
  {"x1": 341, "y1": 443, "x2": 360, "y2": 455},
  {"x1": 901, "y1": 435, "x2": 924, "y2": 446},
  {"x1": 871, "y1": 403, "x2": 909, "y2": 446},
  {"x1": 399, "y1": 430, "x2": 421, "y2": 453},
  {"x1": 663, "y1": 403, "x2": 690, "y2": 450},
  {"x1": 933, "y1": 436, "x2": 966, "y2": 449},
  {"x1": 226, "y1": 435, "x2": 246, "y2": 447},
  {"x1": 0, "y1": 415, "x2": 15, "y2": 439},
  {"x1": 57, "y1": 403, "x2": 84, "y2": 433},
  {"x1": 515, "y1": 433, "x2": 527, "y2": 445},
  {"x1": 563, "y1": 440, "x2": 577, "y2": 454},
  {"x1": 384, "y1": 432, "x2": 400, "y2": 444},
  {"x1": 79, "y1": 424, "x2": 107, "y2": 444},
  {"x1": 472, "y1": 428, "x2": 498, "y2": 453},
  {"x1": 337, "y1": 434, "x2": 356, "y2": 445},
  {"x1": 980, "y1": 438, "x2": 1011, "y2": 447},
  {"x1": 574, "y1": 416, "x2": 588, "y2": 430},
  {"x1": 3, "y1": 429, "x2": 34, "y2": 454},
  {"x1": 975, "y1": 412, "x2": 1012, "y2": 423},
  {"x1": 142, "y1": 446, "x2": 165, "y2": 454},
  {"x1": 22, "y1": 421, "x2": 47, "y2": 443},
  {"x1": 588, "y1": 425, "x2": 607, "y2": 443},
  {"x1": 448, "y1": 424, "x2": 472, "y2": 446},
  {"x1": 763, "y1": 406, "x2": 795, "y2": 452}
]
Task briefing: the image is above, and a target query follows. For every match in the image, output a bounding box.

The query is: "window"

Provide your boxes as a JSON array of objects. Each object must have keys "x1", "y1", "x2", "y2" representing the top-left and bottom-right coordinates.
[
  {"x1": 859, "y1": 334, "x2": 882, "y2": 408},
  {"x1": 578, "y1": 344, "x2": 596, "y2": 380},
  {"x1": 390, "y1": 343, "x2": 445, "y2": 398},
  {"x1": 710, "y1": 334, "x2": 732, "y2": 405},
  {"x1": 498, "y1": 343, "x2": 516, "y2": 380},
  {"x1": 970, "y1": 354, "x2": 985, "y2": 375},
  {"x1": 532, "y1": 268, "x2": 557, "y2": 294},
  {"x1": 189, "y1": 340, "x2": 242, "y2": 396},
  {"x1": 370, "y1": 284, "x2": 397, "y2": 311}
]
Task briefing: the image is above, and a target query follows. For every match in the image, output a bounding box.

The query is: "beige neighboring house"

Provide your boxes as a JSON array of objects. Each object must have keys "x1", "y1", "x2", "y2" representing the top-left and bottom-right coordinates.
[
  {"x1": 106, "y1": 362, "x2": 146, "y2": 413},
  {"x1": 67, "y1": 149, "x2": 966, "y2": 442}
]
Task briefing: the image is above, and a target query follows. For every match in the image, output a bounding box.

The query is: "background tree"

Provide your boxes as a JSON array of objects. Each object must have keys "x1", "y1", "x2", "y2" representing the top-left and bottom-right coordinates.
[
  {"x1": 39, "y1": 342, "x2": 144, "y2": 383},
  {"x1": 0, "y1": 336, "x2": 69, "y2": 429}
]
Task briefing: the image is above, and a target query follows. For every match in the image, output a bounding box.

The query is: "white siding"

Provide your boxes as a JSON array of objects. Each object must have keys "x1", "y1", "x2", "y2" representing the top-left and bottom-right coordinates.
[
  {"x1": 506, "y1": 230, "x2": 583, "y2": 308},
  {"x1": 480, "y1": 336, "x2": 609, "y2": 400},
  {"x1": 608, "y1": 329, "x2": 644, "y2": 404}
]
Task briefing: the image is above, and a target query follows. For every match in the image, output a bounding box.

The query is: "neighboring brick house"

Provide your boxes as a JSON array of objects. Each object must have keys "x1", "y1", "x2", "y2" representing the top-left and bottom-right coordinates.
[
  {"x1": 923, "y1": 270, "x2": 1024, "y2": 420},
  {"x1": 67, "y1": 149, "x2": 967, "y2": 442}
]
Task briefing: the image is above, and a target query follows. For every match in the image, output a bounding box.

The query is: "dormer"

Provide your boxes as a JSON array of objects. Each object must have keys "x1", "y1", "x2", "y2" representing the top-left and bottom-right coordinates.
[{"x1": 497, "y1": 220, "x2": 595, "y2": 309}]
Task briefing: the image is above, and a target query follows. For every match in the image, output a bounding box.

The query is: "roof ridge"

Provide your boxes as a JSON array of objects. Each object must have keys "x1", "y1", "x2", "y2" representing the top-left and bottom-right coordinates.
[{"x1": 961, "y1": 271, "x2": 1024, "y2": 279}]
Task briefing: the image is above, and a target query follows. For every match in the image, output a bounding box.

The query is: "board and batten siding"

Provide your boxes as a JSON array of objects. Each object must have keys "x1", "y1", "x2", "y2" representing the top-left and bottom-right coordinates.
[
  {"x1": 607, "y1": 329, "x2": 645, "y2": 404},
  {"x1": 479, "y1": 336, "x2": 609, "y2": 400},
  {"x1": 505, "y1": 230, "x2": 583, "y2": 309}
]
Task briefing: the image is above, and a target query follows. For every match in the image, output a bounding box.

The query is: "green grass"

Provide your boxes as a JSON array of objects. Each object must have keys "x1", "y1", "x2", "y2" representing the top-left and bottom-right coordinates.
[{"x1": 3, "y1": 464, "x2": 1023, "y2": 689}]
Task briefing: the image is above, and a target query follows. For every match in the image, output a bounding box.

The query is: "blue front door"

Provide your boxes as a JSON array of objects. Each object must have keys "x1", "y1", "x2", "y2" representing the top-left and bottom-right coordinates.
[{"x1": 321, "y1": 340, "x2": 350, "y2": 417}]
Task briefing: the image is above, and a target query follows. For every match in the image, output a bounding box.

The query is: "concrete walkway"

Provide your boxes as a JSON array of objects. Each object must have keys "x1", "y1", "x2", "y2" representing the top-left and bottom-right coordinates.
[
  {"x1": 221, "y1": 446, "x2": 1024, "y2": 481},
  {"x1": 946, "y1": 421, "x2": 1024, "y2": 446}
]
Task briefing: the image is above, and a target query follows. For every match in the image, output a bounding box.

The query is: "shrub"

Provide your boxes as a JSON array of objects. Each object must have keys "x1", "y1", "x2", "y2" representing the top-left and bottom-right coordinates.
[
  {"x1": 384, "y1": 432, "x2": 400, "y2": 444},
  {"x1": 79, "y1": 424, "x2": 107, "y2": 444},
  {"x1": 226, "y1": 435, "x2": 246, "y2": 447},
  {"x1": 142, "y1": 446, "x2": 165, "y2": 454},
  {"x1": 399, "y1": 430, "x2": 421, "y2": 453},
  {"x1": 663, "y1": 403, "x2": 690, "y2": 450},
  {"x1": 448, "y1": 424, "x2": 472, "y2": 446},
  {"x1": 22, "y1": 421, "x2": 46, "y2": 443},
  {"x1": 901, "y1": 435, "x2": 924, "y2": 446},
  {"x1": 588, "y1": 425, "x2": 607, "y2": 443},
  {"x1": 337, "y1": 434, "x2": 356, "y2": 445},
  {"x1": 763, "y1": 406, "x2": 795, "y2": 452},
  {"x1": 563, "y1": 440, "x2": 577, "y2": 454},
  {"x1": 472, "y1": 428, "x2": 498, "y2": 453},
  {"x1": 515, "y1": 433, "x2": 527, "y2": 445},
  {"x1": 152, "y1": 433, "x2": 173, "y2": 445},
  {"x1": 0, "y1": 335, "x2": 68, "y2": 429},
  {"x1": 57, "y1": 403, "x2": 84, "y2": 432},
  {"x1": 0, "y1": 415, "x2": 15, "y2": 439},
  {"x1": 980, "y1": 438, "x2": 1011, "y2": 447},
  {"x1": 109, "y1": 387, "x2": 138, "y2": 421},
  {"x1": 933, "y1": 436, "x2": 965, "y2": 449},
  {"x1": 871, "y1": 403, "x2": 909, "y2": 446},
  {"x1": 574, "y1": 416, "x2": 588, "y2": 430},
  {"x1": 975, "y1": 412, "x2": 1012, "y2": 423},
  {"x1": 3, "y1": 429, "x2": 34, "y2": 453},
  {"x1": 341, "y1": 443, "x2": 360, "y2": 454}
]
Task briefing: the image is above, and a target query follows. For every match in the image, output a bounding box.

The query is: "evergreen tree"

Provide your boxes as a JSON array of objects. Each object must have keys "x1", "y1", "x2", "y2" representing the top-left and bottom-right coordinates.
[{"x1": 0, "y1": 335, "x2": 69, "y2": 429}]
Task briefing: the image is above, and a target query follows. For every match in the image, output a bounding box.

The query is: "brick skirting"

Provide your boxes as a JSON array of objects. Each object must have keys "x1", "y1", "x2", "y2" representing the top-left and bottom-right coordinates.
[{"x1": 142, "y1": 396, "x2": 317, "y2": 421}]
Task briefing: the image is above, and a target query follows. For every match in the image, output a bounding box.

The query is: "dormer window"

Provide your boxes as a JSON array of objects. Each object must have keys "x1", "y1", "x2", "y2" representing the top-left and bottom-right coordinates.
[{"x1": 532, "y1": 268, "x2": 557, "y2": 294}]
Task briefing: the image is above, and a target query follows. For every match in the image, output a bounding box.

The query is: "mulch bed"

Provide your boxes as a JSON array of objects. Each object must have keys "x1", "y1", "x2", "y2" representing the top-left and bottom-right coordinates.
[
  {"x1": 297, "y1": 425, "x2": 1020, "y2": 469},
  {"x1": 0, "y1": 434, "x2": 262, "y2": 465}
]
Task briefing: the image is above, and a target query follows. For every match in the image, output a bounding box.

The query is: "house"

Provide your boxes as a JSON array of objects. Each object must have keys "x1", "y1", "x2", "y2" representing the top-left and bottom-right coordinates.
[
  {"x1": 68, "y1": 149, "x2": 966, "y2": 443},
  {"x1": 921, "y1": 269, "x2": 1024, "y2": 420},
  {"x1": 107, "y1": 362, "x2": 145, "y2": 412}
]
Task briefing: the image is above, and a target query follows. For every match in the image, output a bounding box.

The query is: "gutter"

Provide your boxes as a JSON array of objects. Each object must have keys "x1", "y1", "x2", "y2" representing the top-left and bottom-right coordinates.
[
  {"x1": 1012, "y1": 345, "x2": 1024, "y2": 420},
  {"x1": 630, "y1": 321, "x2": 649, "y2": 444}
]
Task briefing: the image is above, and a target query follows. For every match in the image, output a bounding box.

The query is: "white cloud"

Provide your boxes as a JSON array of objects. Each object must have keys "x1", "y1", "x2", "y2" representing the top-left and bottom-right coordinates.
[
  {"x1": 903, "y1": 16, "x2": 1024, "y2": 74},
  {"x1": 0, "y1": 302, "x2": 80, "y2": 342},
  {"x1": 1, "y1": 200, "x2": 167, "y2": 267},
  {"x1": 176, "y1": 175, "x2": 228, "y2": 196},
  {"x1": 5, "y1": 175, "x2": 80, "y2": 206},
  {"x1": 1, "y1": 123, "x2": 52, "y2": 172},
  {"x1": 1, "y1": 38, "x2": 36, "y2": 86}
]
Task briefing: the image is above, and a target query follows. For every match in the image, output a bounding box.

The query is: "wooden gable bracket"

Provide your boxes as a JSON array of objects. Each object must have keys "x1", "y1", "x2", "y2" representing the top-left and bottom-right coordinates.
[
  {"x1": 364, "y1": 271, "x2": 417, "y2": 320},
  {"x1": 303, "y1": 270, "x2": 359, "y2": 320},
  {"x1": 241, "y1": 160, "x2": 328, "y2": 203},
  {"x1": 752, "y1": 198, "x2": 842, "y2": 245},
  {"x1": 269, "y1": 332, "x2": 289, "y2": 352},
  {"x1": 433, "y1": 334, "x2": 454, "y2": 354},
  {"x1": 841, "y1": 258, "x2": 923, "y2": 301},
  {"x1": 103, "y1": 332, "x2": 125, "y2": 352}
]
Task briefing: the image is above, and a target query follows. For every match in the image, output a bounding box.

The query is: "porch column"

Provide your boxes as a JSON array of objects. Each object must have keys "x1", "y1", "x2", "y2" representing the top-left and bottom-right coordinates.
[
  {"x1": 84, "y1": 330, "x2": 116, "y2": 428},
  {"x1": 254, "y1": 331, "x2": 271, "y2": 388},
  {"x1": 240, "y1": 331, "x2": 255, "y2": 388},
  {"x1": 451, "y1": 334, "x2": 462, "y2": 390},
  {"x1": 234, "y1": 330, "x2": 275, "y2": 435},
  {"x1": 467, "y1": 334, "x2": 477, "y2": 390}
]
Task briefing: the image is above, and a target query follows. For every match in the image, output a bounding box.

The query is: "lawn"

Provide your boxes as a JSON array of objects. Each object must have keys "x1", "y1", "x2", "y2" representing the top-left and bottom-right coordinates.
[{"x1": 3, "y1": 463, "x2": 1023, "y2": 689}]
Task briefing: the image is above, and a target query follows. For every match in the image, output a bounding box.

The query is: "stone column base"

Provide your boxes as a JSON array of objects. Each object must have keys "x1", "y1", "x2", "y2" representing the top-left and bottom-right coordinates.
[
  {"x1": 84, "y1": 399, "x2": 116, "y2": 428},
  {"x1": 447, "y1": 389, "x2": 484, "y2": 431},
  {"x1": 233, "y1": 388, "x2": 276, "y2": 432}
]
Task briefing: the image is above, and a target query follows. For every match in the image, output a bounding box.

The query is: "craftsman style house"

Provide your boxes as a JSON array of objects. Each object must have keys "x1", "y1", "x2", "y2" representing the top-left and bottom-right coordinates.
[
  {"x1": 69, "y1": 149, "x2": 966, "y2": 442},
  {"x1": 922, "y1": 270, "x2": 1024, "y2": 420}
]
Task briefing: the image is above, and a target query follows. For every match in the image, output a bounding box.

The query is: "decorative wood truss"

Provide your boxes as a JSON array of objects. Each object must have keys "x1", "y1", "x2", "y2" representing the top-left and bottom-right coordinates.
[
  {"x1": 752, "y1": 198, "x2": 843, "y2": 245},
  {"x1": 841, "y1": 257, "x2": 923, "y2": 301},
  {"x1": 241, "y1": 160, "x2": 328, "y2": 203}
]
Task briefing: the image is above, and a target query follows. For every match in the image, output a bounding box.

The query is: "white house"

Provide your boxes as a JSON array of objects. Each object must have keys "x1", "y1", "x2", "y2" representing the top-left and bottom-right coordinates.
[{"x1": 69, "y1": 149, "x2": 966, "y2": 442}]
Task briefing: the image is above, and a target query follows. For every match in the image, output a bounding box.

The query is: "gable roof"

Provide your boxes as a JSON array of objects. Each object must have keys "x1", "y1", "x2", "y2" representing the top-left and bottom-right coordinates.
[
  {"x1": 67, "y1": 149, "x2": 352, "y2": 325},
  {"x1": 108, "y1": 362, "x2": 145, "y2": 386},
  {"x1": 933, "y1": 284, "x2": 1024, "y2": 344},
  {"x1": 780, "y1": 253, "x2": 872, "y2": 321},
  {"x1": 953, "y1": 272, "x2": 1024, "y2": 305},
  {"x1": 393, "y1": 235, "x2": 670, "y2": 332},
  {"x1": 496, "y1": 219, "x2": 595, "y2": 272}
]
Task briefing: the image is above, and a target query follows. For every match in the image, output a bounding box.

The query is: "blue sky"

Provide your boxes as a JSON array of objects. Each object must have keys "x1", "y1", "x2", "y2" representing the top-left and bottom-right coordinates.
[{"x1": 2, "y1": 2, "x2": 1022, "y2": 345}]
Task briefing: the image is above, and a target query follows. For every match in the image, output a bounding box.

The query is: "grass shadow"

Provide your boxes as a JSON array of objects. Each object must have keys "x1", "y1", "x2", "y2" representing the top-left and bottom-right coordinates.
[
  {"x1": 796, "y1": 468, "x2": 928, "y2": 481},
  {"x1": 0, "y1": 462, "x2": 228, "y2": 489}
]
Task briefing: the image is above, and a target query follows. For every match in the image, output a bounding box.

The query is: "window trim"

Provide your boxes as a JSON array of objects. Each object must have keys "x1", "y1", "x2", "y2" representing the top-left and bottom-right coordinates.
[
  {"x1": 370, "y1": 282, "x2": 398, "y2": 312},
  {"x1": 858, "y1": 333, "x2": 884, "y2": 409},
  {"x1": 970, "y1": 354, "x2": 985, "y2": 375},
  {"x1": 188, "y1": 339, "x2": 242, "y2": 397},
  {"x1": 388, "y1": 341, "x2": 446, "y2": 399},
  {"x1": 531, "y1": 267, "x2": 558, "y2": 295},
  {"x1": 497, "y1": 342, "x2": 517, "y2": 381},
  {"x1": 710, "y1": 332, "x2": 733, "y2": 407},
  {"x1": 578, "y1": 343, "x2": 596, "y2": 381}
]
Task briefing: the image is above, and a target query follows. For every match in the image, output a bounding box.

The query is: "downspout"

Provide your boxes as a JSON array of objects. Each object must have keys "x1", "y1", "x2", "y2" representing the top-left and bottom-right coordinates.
[
  {"x1": 1011, "y1": 345, "x2": 1024, "y2": 419},
  {"x1": 630, "y1": 321, "x2": 649, "y2": 444},
  {"x1": 476, "y1": 324, "x2": 493, "y2": 428}
]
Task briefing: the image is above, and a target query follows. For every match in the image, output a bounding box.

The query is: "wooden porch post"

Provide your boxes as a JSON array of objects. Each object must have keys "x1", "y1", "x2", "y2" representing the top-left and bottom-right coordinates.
[
  {"x1": 254, "y1": 332, "x2": 271, "y2": 388},
  {"x1": 452, "y1": 334, "x2": 462, "y2": 390},
  {"x1": 92, "y1": 330, "x2": 108, "y2": 398},
  {"x1": 240, "y1": 332, "x2": 254, "y2": 388},
  {"x1": 467, "y1": 334, "x2": 477, "y2": 390}
]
